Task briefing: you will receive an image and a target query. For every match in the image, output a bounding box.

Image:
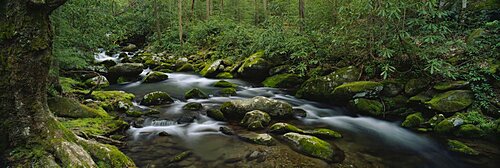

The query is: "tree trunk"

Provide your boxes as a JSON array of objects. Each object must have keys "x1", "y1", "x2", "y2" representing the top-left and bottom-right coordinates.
[
  {"x1": 254, "y1": 0, "x2": 258, "y2": 25},
  {"x1": 206, "y1": 0, "x2": 210, "y2": 20},
  {"x1": 191, "y1": 0, "x2": 196, "y2": 20},
  {"x1": 263, "y1": 0, "x2": 267, "y2": 19},
  {"x1": 154, "y1": 0, "x2": 162, "y2": 43},
  {"x1": 179, "y1": 0, "x2": 184, "y2": 45},
  {"x1": 221, "y1": 0, "x2": 224, "y2": 14},
  {"x1": 299, "y1": 0, "x2": 305, "y2": 31},
  {"x1": 0, "y1": 1, "x2": 135, "y2": 167}
]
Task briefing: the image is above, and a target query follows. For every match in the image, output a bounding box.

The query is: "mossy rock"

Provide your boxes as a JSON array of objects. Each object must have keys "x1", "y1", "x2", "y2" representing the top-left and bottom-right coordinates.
[
  {"x1": 84, "y1": 76, "x2": 109, "y2": 88},
  {"x1": 62, "y1": 117, "x2": 128, "y2": 136},
  {"x1": 304, "y1": 128, "x2": 342, "y2": 139},
  {"x1": 408, "y1": 93, "x2": 433, "y2": 106},
  {"x1": 122, "y1": 43, "x2": 137, "y2": 52},
  {"x1": 182, "y1": 102, "x2": 203, "y2": 111},
  {"x1": 141, "y1": 91, "x2": 174, "y2": 106},
  {"x1": 428, "y1": 114, "x2": 446, "y2": 127},
  {"x1": 404, "y1": 79, "x2": 429, "y2": 96},
  {"x1": 59, "y1": 77, "x2": 85, "y2": 93},
  {"x1": 207, "y1": 109, "x2": 226, "y2": 121},
  {"x1": 153, "y1": 63, "x2": 175, "y2": 72},
  {"x1": 349, "y1": 98, "x2": 383, "y2": 116},
  {"x1": 435, "y1": 119, "x2": 455, "y2": 134},
  {"x1": 107, "y1": 63, "x2": 144, "y2": 83},
  {"x1": 425, "y1": 90, "x2": 474, "y2": 113},
  {"x1": 331, "y1": 81, "x2": 383, "y2": 100},
  {"x1": 200, "y1": 59, "x2": 223, "y2": 77},
  {"x1": 215, "y1": 72, "x2": 234, "y2": 79},
  {"x1": 176, "y1": 63, "x2": 194, "y2": 72},
  {"x1": 169, "y1": 151, "x2": 192, "y2": 163},
  {"x1": 80, "y1": 139, "x2": 136, "y2": 167},
  {"x1": 185, "y1": 88, "x2": 209, "y2": 99},
  {"x1": 238, "y1": 133, "x2": 276, "y2": 146},
  {"x1": 125, "y1": 110, "x2": 143, "y2": 117},
  {"x1": 401, "y1": 112, "x2": 424, "y2": 128},
  {"x1": 143, "y1": 71, "x2": 168, "y2": 83},
  {"x1": 434, "y1": 81, "x2": 469, "y2": 91},
  {"x1": 240, "y1": 110, "x2": 271, "y2": 130},
  {"x1": 283, "y1": 133, "x2": 344, "y2": 163},
  {"x1": 381, "y1": 81, "x2": 404, "y2": 97},
  {"x1": 262, "y1": 73, "x2": 304, "y2": 88},
  {"x1": 48, "y1": 96, "x2": 109, "y2": 118},
  {"x1": 220, "y1": 96, "x2": 293, "y2": 119},
  {"x1": 383, "y1": 95, "x2": 408, "y2": 111},
  {"x1": 91, "y1": 91, "x2": 135, "y2": 112},
  {"x1": 269, "y1": 123, "x2": 305, "y2": 134},
  {"x1": 296, "y1": 66, "x2": 361, "y2": 101},
  {"x1": 213, "y1": 80, "x2": 237, "y2": 88},
  {"x1": 447, "y1": 139, "x2": 479, "y2": 156},
  {"x1": 219, "y1": 87, "x2": 237, "y2": 96},
  {"x1": 454, "y1": 124, "x2": 484, "y2": 137},
  {"x1": 237, "y1": 51, "x2": 272, "y2": 81}
]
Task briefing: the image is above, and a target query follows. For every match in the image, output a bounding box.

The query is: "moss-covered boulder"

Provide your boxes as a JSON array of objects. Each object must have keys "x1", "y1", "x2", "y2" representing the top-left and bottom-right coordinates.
[
  {"x1": 304, "y1": 128, "x2": 342, "y2": 139},
  {"x1": 153, "y1": 63, "x2": 175, "y2": 72},
  {"x1": 125, "y1": 110, "x2": 143, "y2": 117},
  {"x1": 428, "y1": 114, "x2": 446, "y2": 127},
  {"x1": 48, "y1": 96, "x2": 109, "y2": 118},
  {"x1": 176, "y1": 63, "x2": 194, "y2": 72},
  {"x1": 84, "y1": 76, "x2": 109, "y2": 88},
  {"x1": 220, "y1": 96, "x2": 293, "y2": 119},
  {"x1": 425, "y1": 90, "x2": 474, "y2": 113},
  {"x1": 434, "y1": 81, "x2": 469, "y2": 91},
  {"x1": 454, "y1": 124, "x2": 484, "y2": 137},
  {"x1": 213, "y1": 80, "x2": 237, "y2": 88},
  {"x1": 91, "y1": 91, "x2": 135, "y2": 112},
  {"x1": 182, "y1": 102, "x2": 203, "y2": 111},
  {"x1": 349, "y1": 98, "x2": 383, "y2": 116},
  {"x1": 296, "y1": 66, "x2": 361, "y2": 101},
  {"x1": 401, "y1": 112, "x2": 424, "y2": 128},
  {"x1": 185, "y1": 88, "x2": 209, "y2": 99},
  {"x1": 283, "y1": 133, "x2": 344, "y2": 163},
  {"x1": 59, "y1": 77, "x2": 85, "y2": 93},
  {"x1": 240, "y1": 110, "x2": 271, "y2": 130},
  {"x1": 200, "y1": 59, "x2": 224, "y2": 77},
  {"x1": 62, "y1": 117, "x2": 128, "y2": 136},
  {"x1": 121, "y1": 43, "x2": 137, "y2": 52},
  {"x1": 237, "y1": 51, "x2": 272, "y2": 81},
  {"x1": 107, "y1": 63, "x2": 144, "y2": 83},
  {"x1": 141, "y1": 91, "x2": 174, "y2": 106},
  {"x1": 207, "y1": 109, "x2": 226, "y2": 121},
  {"x1": 382, "y1": 95, "x2": 408, "y2": 111},
  {"x1": 216, "y1": 72, "x2": 234, "y2": 79},
  {"x1": 269, "y1": 123, "x2": 305, "y2": 134},
  {"x1": 219, "y1": 87, "x2": 237, "y2": 96},
  {"x1": 143, "y1": 71, "x2": 168, "y2": 83},
  {"x1": 238, "y1": 133, "x2": 276, "y2": 146},
  {"x1": 447, "y1": 139, "x2": 479, "y2": 155},
  {"x1": 262, "y1": 73, "x2": 304, "y2": 88},
  {"x1": 404, "y1": 79, "x2": 429, "y2": 96},
  {"x1": 331, "y1": 81, "x2": 383, "y2": 100},
  {"x1": 435, "y1": 119, "x2": 454, "y2": 134}
]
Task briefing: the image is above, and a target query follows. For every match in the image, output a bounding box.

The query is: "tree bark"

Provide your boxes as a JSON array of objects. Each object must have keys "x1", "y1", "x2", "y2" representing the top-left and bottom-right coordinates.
[
  {"x1": 191, "y1": 0, "x2": 195, "y2": 20},
  {"x1": 0, "y1": 1, "x2": 135, "y2": 167},
  {"x1": 299, "y1": 0, "x2": 305, "y2": 31},
  {"x1": 154, "y1": 0, "x2": 162, "y2": 43},
  {"x1": 179, "y1": 0, "x2": 184, "y2": 45},
  {"x1": 206, "y1": 0, "x2": 210, "y2": 20}
]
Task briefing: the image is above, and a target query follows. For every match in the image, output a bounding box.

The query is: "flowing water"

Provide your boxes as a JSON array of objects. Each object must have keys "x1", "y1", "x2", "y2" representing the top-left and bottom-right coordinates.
[{"x1": 97, "y1": 51, "x2": 495, "y2": 168}]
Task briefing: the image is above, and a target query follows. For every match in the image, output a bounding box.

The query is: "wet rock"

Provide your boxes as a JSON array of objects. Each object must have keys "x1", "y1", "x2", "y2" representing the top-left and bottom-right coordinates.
[
  {"x1": 435, "y1": 119, "x2": 454, "y2": 134},
  {"x1": 296, "y1": 66, "x2": 361, "y2": 101},
  {"x1": 304, "y1": 128, "x2": 342, "y2": 139},
  {"x1": 381, "y1": 81, "x2": 403, "y2": 97},
  {"x1": 169, "y1": 151, "x2": 192, "y2": 163},
  {"x1": 219, "y1": 126, "x2": 235, "y2": 135},
  {"x1": 185, "y1": 88, "x2": 209, "y2": 99},
  {"x1": 122, "y1": 43, "x2": 137, "y2": 52},
  {"x1": 158, "y1": 131, "x2": 170, "y2": 136},
  {"x1": 224, "y1": 157, "x2": 243, "y2": 164},
  {"x1": 219, "y1": 88, "x2": 237, "y2": 96},
  {"x1": 237, "y1": 51, "x2": 272, "y2": 81},
  {"x1": 125, "y1": 110, "x2": 143, "y2": 117},
  {"x1": 214, "y1": 80, "x2": 237, "y2": 88},
  {"x1": 283, "y1": 132, "x2": 344, "y2": 163},
  {"x1": 425, "y1": 90, "x2": 474, "y2": 113},
  {"x1": 141, "y1": 91, "x2": 174, "y2": 106},
  {"x1": 200, "y1": 59, "x2": 224, "y2": 77},
  {"x1": 434, "y1": 81, "x2": 469, "y2": 91},
  {"x1": 246, "y1": 151, "x2": 267, "y2": 161},
  {"x1": 331, "y1": 81, "x2": 383, "y2": 100},
  {"x1": 292, "y1": 108, "x2": 307, "y2": 118},
  {"x1": 143, "y1": 71, "x2": 168, "y2": 83},
  {"x1": 216, "y1": 72, "x2": 234, "y2": 79},
  {"x1": 182, "y1": 102, "x2": 203, "y2": 111},
  {"x1": 98, "y1": 59, "x2": 117, "y2": 68},
  {"x1": 240, "y1": 110, "x2": 271, "y2": 130},
  {"x1": 382, "y1": 95, "x2": 408, "y2": 111},
  {"x1": 404, "y1": 79, "x2": 429, "y2": 96},
  {"x1": 238, "y1": 133, "x2": 276, "y2": 146},
  {"x1": 220, "y1": 96, "x2": 293, "y2": 119},
  {"x1": 207, "y1": 109, "x2": 226, "y2": 121},
  {"x1": 269, "y1": 123, "x2": 305, "y2": 134},
  {"x1": 454, "y1": 124, "x2": 484, "y2": 137},
  {"x1": 447, "y1": 139, "x2": 479, "y2": 156},
  {"x1": 401, "y1": 112, "x2": 424, "y2": 128},
  {"x1": 177, "y1": 115, "x2": 197, "y2": 124},
  {"x1": 428, "y1": 114, "x2": 446, "y2": 127},
  {"x1": 107, "y1": 63, "x2": 144, "y2": 83},
  {"x1": 85, "y1": 76, "x2": 109, "y2": 88},
  {"x1": 91, "y1": 91, "x2": 135, "y2": 112},
  {"x1": 262, "y1": 73, "x2": 304, "y2": 88},
  {"x1": 177, "y1": 63, "x2": 194, "y2": 72},
  {"x1": 48, "y1": 96, "x2": 109, "y2": 118},
  {"x1": 349, "y1": 98, "x2": 383, "y2": 116}
]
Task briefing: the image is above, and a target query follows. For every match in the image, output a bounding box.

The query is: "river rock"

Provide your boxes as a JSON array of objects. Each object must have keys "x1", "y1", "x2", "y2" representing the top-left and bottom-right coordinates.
[
  {"x1": 454, "y1": 124, "x2": 483, "y2": 137},
  {"x1": 182, "y1": 102, "x2": 203, "y2": 111},
  {"x1": 404, "y1": 79, "x2": 429, "y2": 96},
  {"x1": 425, "y1": 90, "x2": 473, "y2": 113},
  {"x1": 331, "y1": 81, "x2": 383, "y2": 100},
  {"x1": 296, "y1": 66, "x2": 361, "y2": 101},
  {"x1": 122, "y1": 43, "x2": 137, "y2": 52},
  {"x1": 91, "y1": 91, "x2": 135, "y2": 112},
  {"x1": 240, "y1": 110, "x2": 271, "y2": 130},
  {"x1": 349, "y1": 98, "x2": 383, "y2": 116},
  {"x1": 238, "y1": 133, "x2": 276, "y2": 146},
  {"x1": 85, "y1": 76, "x2": 109, "y2": 88},
  {"x1": 401, "y1": 112, "x2": 424, "y2": 128},
  {"x1": 216, "y1": 72, "x2": 234, "y2": 79},
  {"x1": 282, "y1": 132, "x2": 344, "y2": 163},
  {"x1": 304, "y1": 128, "x2": 342, "y2": 139},
  {"x1": 176, "y1": 63, "x2": 194, "y2": 72},
  {"x1": 219, "y1": 88, "x2": 237, "y2": 96},
  {"x1": 433, "y1": 81, "x2": 469, "y2": 91},
  {"x1": 269, "y1": 123, "x2": 305, "y2": 134},
  {"x1": 200, "y1": 59, "x2": 224, "y2": 77},
  {"x1": 141, "y1": 91, "x2": 174, "y2": 106},
  {"x1": 219, "y1": 126, "x2": 235, "y2": 135},
  {"x1": 48, "y1": 96, "x2": 108, "y2": 118},
  {"x1": 107, "y1": 63, "x2": 144, "y2": 83},
  {"x1": 447, "y1": 139, "x2": 479, "y2": 155},
  {"x1": 213, "y1": 80, "x2": 237, "y2": 88},
  {"x1": 143, "y1": 71, "x2": 168, "y2": 83},
  {"x1": 185, "y1": 88, "x2": 209, "y2": 99},
  {"x1": 262, "y1": 73, "x2": 304, "y2": 88},
  {"x1": 237, "y1": 51, "x2": 272, "y2": 81},
  {"x1": 207, "y1": 109, "x2": 226, "y2": 121},
  {"x1": 220, "y1": 96, "x2": 293, "y2": 119}
]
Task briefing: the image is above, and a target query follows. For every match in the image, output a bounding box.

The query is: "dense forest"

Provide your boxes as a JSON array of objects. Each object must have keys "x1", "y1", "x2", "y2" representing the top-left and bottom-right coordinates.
[{"x1": 1, "y1": 0, "x2": 499, "y2": 167}]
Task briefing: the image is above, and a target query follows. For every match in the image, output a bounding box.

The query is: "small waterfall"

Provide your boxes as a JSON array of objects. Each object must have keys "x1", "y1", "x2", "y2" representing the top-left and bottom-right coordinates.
[{"x1": 149, "y1": 120, "x2": 177, "y2": 127}]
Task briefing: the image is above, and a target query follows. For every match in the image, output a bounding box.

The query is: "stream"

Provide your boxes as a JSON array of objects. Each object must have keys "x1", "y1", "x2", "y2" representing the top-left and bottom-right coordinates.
[{"x1": 97, "y1": 50, "x2": 487, "y2": 168}]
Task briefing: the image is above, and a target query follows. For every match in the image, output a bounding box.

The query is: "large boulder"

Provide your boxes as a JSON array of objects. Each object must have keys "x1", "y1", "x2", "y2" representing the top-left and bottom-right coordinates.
[
  {"x1": 185, "y1": 88, "x2": 209, "y2": 99},
  {"x1": 425, "y1": 90, "x2": 474, "y2": 113},
  {"x1": 200, "y1": 59, "x2": 224, "y2": 77},
  {"x1": 122, "y1": 43, "x2": 137, "y2": 52},
  {"x1": 283, "y1": 133, "x2": 344, "y2": 163},
  {"x1": 349, "y1": 98, "x2": 383, "y2": 116},
  {"x1": 48, "y1": 96, "x2": 108, "y2": 118},
  {"x1": 107, "y1": 63, "x2": 144, "y2": 83},
  {"x1": 240, "y1": 110, "x2": 271, "y2": 130},
  {"x1": 220, "y1": 96, "x2": 293, "y2": 119},
  {"x1": 141, "y1": 91, "x2": 174, "y2": 106},
  {"x1": 401, "y1": 112, "x2": 424, "y2": 128},
  {"x1": 143, "y1": 71, "x2": 168, "y2": 83},
  {"x1": 262, "y1": 73, "x2": 304, "y2": 88},
  {"x1": 84, "y1": 76, "x2": 109, "y2": 88},
  {"x1": 237, "y1": 51, "x2": 272, "y2": 81},
  {"x1": 331, "y1": 81, "x2": 383, "y2": 100},
  {"x1": 238, "y1": 133, "x2": 276, "y2": 146},
  {"x1": 296, "y1": 66, "x2": 361, "y2": 101}
]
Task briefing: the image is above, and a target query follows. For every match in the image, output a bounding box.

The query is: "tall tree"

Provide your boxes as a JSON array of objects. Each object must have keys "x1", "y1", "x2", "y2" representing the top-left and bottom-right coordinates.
[
  {"x1": 154, "y1": 0, "x2": 162, "y2": 43},
  {"x1": 206, "y1": 0, "x2": 211, "y2": 19},
  {"x1": 0, "y1": 0, "x2": 135, "y2": 167},
  {"x1": 299, "y1": 0, "x2": 305, "y2": 31},
  {"x1": 179, "y1": 0, "x2": 184, "y2": 45}
]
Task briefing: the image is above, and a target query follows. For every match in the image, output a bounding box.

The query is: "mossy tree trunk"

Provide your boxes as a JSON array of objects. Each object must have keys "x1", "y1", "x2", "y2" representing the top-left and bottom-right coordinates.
[{"x1": 0, "y1": 0, "x2": 135, "y2": 167}]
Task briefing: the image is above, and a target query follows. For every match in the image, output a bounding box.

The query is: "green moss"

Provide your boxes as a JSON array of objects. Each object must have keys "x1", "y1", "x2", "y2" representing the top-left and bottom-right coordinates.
[
  {"x1": 213, "y1": 80, "x2": 237, "y2": 88},
  {"x1": 125, "y1": 110, "x2": 143, "y2": 117},
  {"x1": 332, "y1": 81, "x2": 383, "y2": 100},
  {"x1": 240, "y1": 110, "x2": 271, "y2": 130},
  {"x1": 433, "y1": 81, "x2": 469, "y2": 91},
  {"x1": 48, "y1": 96, "x2": 109, "y2": 118},
  {"x1": 176, "y1": 63, "x2": 194, "y2": 72},
  {"x1": 215, "y1": 72, "x2": 233, "y2": 79},
  {"x1": 141, "y1": 91, "x2": 174, "y2": 106},
  {"x1": 220, "y1": 87, "x2": 237, "y2": 96},
  {"x1": 425, "y1": 90, "x2": 474, "y2": 113},
  {"x1": 238, "y1": 133, "x2": 276, "y2": 146},
  {"x1": 200, "y1": 60, "x2": 222, "y2": 77},
  {"x1": 207, "y1": 109, "x2": 226, "y2": 121},
  {"x1": 182, "y1": 102, "x2": 203, "y2": 111},
  {"x1": 91, "y1": 91, "x2": 135, "y2": 112},
  {"x1": 435, "y1": 120, "x2": 454, "y2": 134},
  {"x1": 283, "y1": 133, "x2": 335, "y2": 162},
  {"x1": 269, "y1": 123, "x2": 305, "y2": 134},
  {"x1": 237, "y1": 51, "x2": 272, "y2": 80},
  {"x1": 306, "y1": 128, "x2": 342, "y2": 139},
  {"x1": 61, "y1": 117, "x2": 128, "y2": 136},
  {"x1": 402, "y1": 112, "x2": 424, "y2": 128},
  {"x1": 80, "y1": 140, "x2": 136, "y2": 167},
  {"x1": 59, "y1": 77, "x2": 84, "y2": 93},
  {"x1": 185, "y1": 88, "x2": 209, "y2": 99},
  {"x1": 169, "y1": 151, "x2": 192, "y2": 163},
  {"x1": 262, "y1": 73, "x2": 303, "y2": 88},
  {"x1": 383, "y1": 95, "x2": 408, "y2": 110},
  {"x1": 350, "y1": 98, "x2": 383, "y2": 116},
  {"x1": 454, "y1": 124, "x2": 484, "y2": 137},
  {"x1": 296, "y1": 66, "x2": 361, "y2": 101},
  {"x1": 143, "y1": 71, "x2": 169, "y2": 83},
  {"x1": 447, "y1": 139, "x2": 479, "y2": 155}
]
